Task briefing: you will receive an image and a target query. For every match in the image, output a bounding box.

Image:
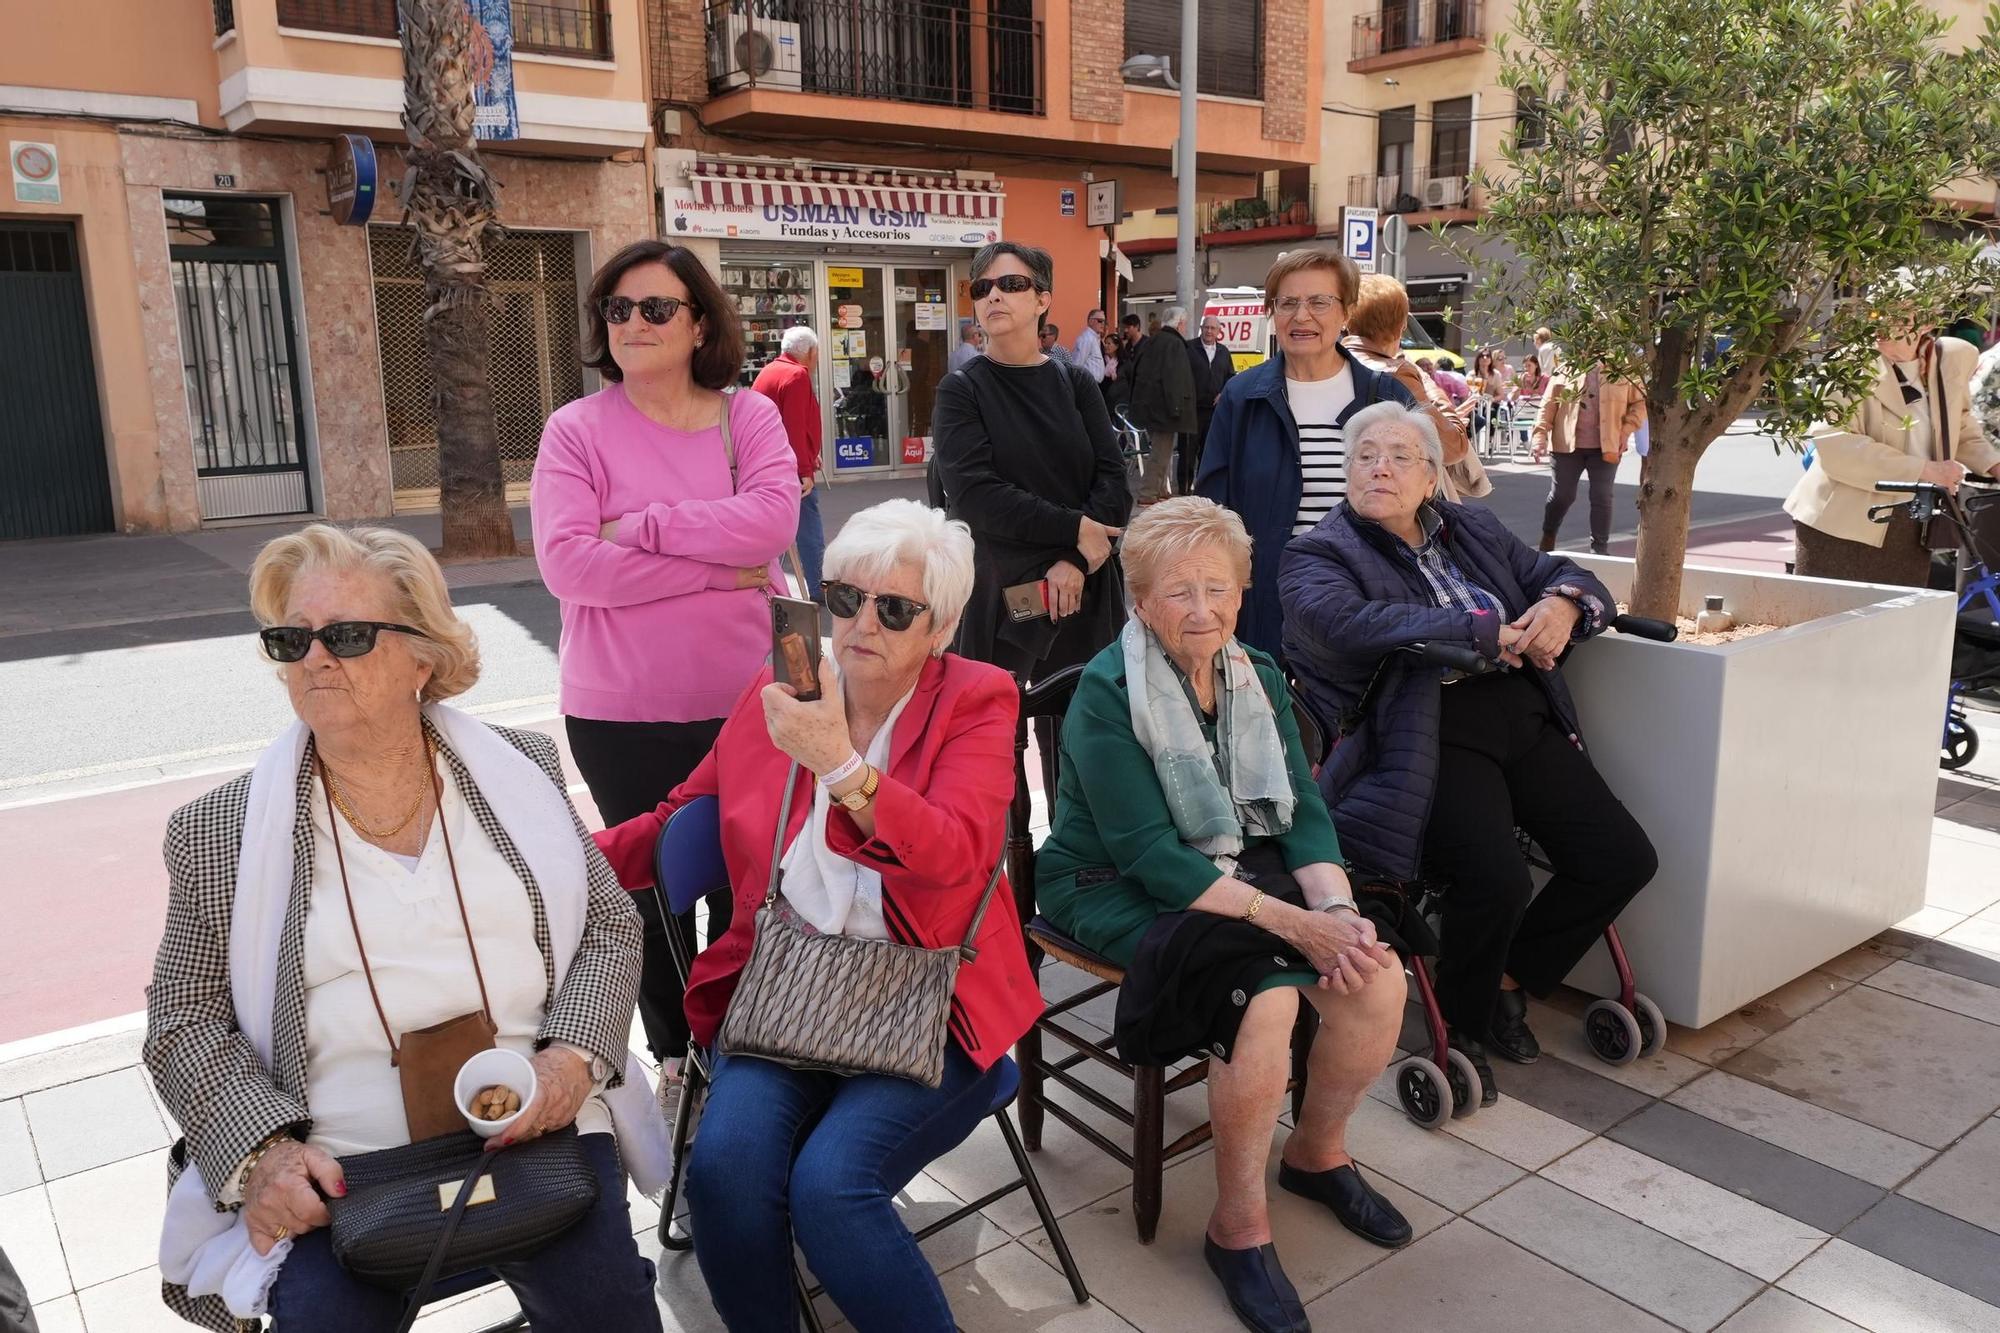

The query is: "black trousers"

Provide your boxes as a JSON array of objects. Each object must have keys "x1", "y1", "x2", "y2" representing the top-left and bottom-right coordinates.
[
  {"x1": 566, "y1": 714, "x2": 730, "y2": 1061},
  {"x1": 1543, "y1": 446, "x2": 1619, "y2": 551},
  {"x1": 1422, "y1": 673, "x2": 1658, "y2": 1038}
]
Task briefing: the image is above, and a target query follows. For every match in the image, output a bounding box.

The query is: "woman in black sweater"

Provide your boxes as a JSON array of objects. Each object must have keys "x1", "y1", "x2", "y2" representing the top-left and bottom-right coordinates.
[{"x1": 933, "y1": 241, "x2": 1133, "y2": 679}]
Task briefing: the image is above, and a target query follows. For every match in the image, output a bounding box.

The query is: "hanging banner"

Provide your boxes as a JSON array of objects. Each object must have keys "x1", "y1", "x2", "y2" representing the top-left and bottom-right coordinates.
[
  {"x1": 665, "y1": 184, "x2": 1002, "y2": 249},
  {"x1": 467, "y1": 0, "x2": 520, "y2": 142}
]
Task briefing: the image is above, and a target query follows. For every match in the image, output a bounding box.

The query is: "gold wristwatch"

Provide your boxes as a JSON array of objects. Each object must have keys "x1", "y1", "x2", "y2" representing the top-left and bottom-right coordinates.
[{"x1": 836, "y1": 765, "x2": 880, "y2": 812}]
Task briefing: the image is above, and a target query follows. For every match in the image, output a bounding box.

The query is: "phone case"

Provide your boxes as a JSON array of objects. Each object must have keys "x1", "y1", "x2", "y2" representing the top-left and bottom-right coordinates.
[
  {"x1": 772, "y1": 599, "x2": 822, "y2": 702},
  {"x1": 1003, "y1": 580, "x2": 1050, "y2": 622}
]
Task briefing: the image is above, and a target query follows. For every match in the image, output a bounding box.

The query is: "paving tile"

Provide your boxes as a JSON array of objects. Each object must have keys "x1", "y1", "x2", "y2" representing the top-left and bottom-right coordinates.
[
  {"x1": 45, "y1": 1149, "x2": 169, "y2": 1289},
  {"x1": 1934, "y1": 817, "x2": 2000, "y2": 851},
  {"x1": 1899, "y1": 1117, "x2": 2000, "y2": 1234},
  {"x1": 1666, "y1": 1072, "x2": 1934, "y2": 1190},
  {"x1": 21, "y1": 1069, "x2": 168, "y2": 1180},
  {"x1": 27, "y1": 1296, "x2": 83, "y2": 1333},
  {"x1": 1840, "y1": 1194, "x2": 2000, "y2": 1308},
  {"x1": 1893, "y1": 905, "x2": 1968, "y2": 938},
  {"x1": 640, "y1": 1240, "x2": 727, "y2": 1333},
  {"x1": 72, "y1": 1268, "x2": 191, "y2": 1332},
  {"x1": 1780, "y1": 1238, "x2": 2000, "y2": 1333},
  {"x1": 1303, "y1": 1218, "x2": 1676, "y2": 1332},
  {"x1": 1716, "y1": 1289, "x2": 1867, "y2": 1332},
  {"x1": 1469, "y1": 1176, "x2": 1764, "y2": 1332},
  {"x1": 1340, "y1": 1092, "x2": 1524, "y2": 1212},
  {"x1": 1819, "y1": 939, "x2": 1910, "y2": 984},
  {"x1": 1937, "y1": 910, "x2": 2000, "y2": 964},
  {"x1": 1893, "y1": 931, "x2": 2000, "y2": 991},
  {"x1": 1665, "y1": 970, "x2": 1856, "y2": 1067},
  {"x1": 1722, "y1": 984, "x2": 2000, "y2": 1149},
  {"x1": 1485, "y1": 1041, "x2": 1652, "y2": 1132},
  {"x1": 1937, "y1": 800, "x2": 2000, "y2": 838},
  {"x1": 1607, "y1": 1102, "x2": 1885, "y2": 1233},
  {"x1": 1015, "y1": 1124, "x2": 1450, "y2": 1325},
  {"x1": 1541, "y1": 1137, "x2": 1828, "y2": 1280},
  {"x1": 938, "y1": 1242, "x2": 1138, "y2": 1331},
  {"x1": 925, "y1": 1101, "x2": 1177, "y2": 1237},
  {"x1": 0, "y1": 1185, "x2": 68, "y2": 1304},
  {"x1": 1922, "y1": 834, "x2": 2000, "y2": 916},
  {"x1": 1442, "y1": 1090, "x2": 1596, "y2": 1170},
  {"x1": 897, "y1": 1171, "x2": 1016, "y2": 1277},
  {"x1": 1864, "y1": 959, "x2": 2000, "y2": 1027},
  {"x1": 1526, "y1": 996, "x2": 1709, "y2": 1096},
  {"x1": 0, "y1": 1098, "x2": 39, "y2": 1196}
]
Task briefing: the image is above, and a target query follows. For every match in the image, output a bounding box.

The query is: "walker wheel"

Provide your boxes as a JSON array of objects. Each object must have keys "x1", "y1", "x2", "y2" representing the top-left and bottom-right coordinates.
[
  {"x1": 1444, "y1": 1046, "x2": 1484, "y2": 1119},
  {"x1": 1394, "y1": 1056, "x2": 1453, "y2": 1130},
  {"x1": 1943, "y1": 716, "x2": 1980, "y2": 770},
  {"x1": 1633, "y1": 993, "x2": 1668, "y2": 1059},
  {"x1": 1583, "y1": 998, "x2": 1643, "y2": 1066}
]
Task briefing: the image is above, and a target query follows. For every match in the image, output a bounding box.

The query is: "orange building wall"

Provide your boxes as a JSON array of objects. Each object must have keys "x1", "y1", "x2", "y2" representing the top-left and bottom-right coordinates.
[
  {"x1": 0, "y1": 0, "x2": 222, "y2": 123},
  {"x1": 999, "y1": 175, "x2": 1111, "y2": 343}
]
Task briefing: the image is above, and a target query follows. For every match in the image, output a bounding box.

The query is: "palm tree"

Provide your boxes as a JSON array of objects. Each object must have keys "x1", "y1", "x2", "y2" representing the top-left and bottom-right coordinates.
[{"x1": 397, "y1": 0, "x2": 516, "y2": 559}]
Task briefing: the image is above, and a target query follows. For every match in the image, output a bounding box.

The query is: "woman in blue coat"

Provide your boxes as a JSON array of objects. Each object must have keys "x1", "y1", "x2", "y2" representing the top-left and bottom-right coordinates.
[
  {"x1": 1194, "y1": 248, "x2": 1415, "y2": 657},
  {"x1": 1277, "y1": 402, "x2": 1657, "y2": 1105}
]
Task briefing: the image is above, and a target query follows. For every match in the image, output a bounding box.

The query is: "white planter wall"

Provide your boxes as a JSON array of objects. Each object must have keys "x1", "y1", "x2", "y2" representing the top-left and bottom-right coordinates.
[{"x1": 1555, "y1": 557, "x2": 1956, "y2": 1028}]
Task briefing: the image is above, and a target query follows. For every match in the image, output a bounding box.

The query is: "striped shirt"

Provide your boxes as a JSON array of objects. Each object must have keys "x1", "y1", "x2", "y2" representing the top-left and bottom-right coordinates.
[{"x1": 1287, "y1": 366, "x2": 1356, "y2": 533}]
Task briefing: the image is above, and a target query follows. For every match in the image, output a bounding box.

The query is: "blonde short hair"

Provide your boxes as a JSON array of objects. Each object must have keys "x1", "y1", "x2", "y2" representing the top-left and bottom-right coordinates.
[
  {"x1": 823, "y1": 499, "x2": 976, "y2": 640},
  {"x1": 1121, "y1": 496, "x2": 1253, "y2": 601},
  {"x1": 1347, "y1": 273, "x2": 1411, "y2": 346},
  {"x1": 248, "y1": 524, "x2": 481, "y2": 701}
]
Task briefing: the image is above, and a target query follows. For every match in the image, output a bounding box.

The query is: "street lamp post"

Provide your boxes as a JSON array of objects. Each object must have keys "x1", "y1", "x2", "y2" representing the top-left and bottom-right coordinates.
[{"x1": 1121, "y1": 0, "x2": 1201, "y2": 319}]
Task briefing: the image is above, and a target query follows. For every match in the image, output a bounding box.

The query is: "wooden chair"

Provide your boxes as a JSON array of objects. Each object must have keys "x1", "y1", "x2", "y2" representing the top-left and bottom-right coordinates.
[{"x1": 1009, "y1": 666, "x2": 1316, "y2": 1243}]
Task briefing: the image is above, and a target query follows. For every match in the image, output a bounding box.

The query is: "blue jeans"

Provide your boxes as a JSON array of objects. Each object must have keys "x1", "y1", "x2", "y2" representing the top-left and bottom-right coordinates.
[
  {"x1": 795, "y1": 486, "x2": 825, "y2": 600},
  {"x1": 266, "y1": 1132, "x2": 660, "y2": 1333},
  {"x1": 685, "y1": 1048, "x2": 1001, "y2": 1333}
]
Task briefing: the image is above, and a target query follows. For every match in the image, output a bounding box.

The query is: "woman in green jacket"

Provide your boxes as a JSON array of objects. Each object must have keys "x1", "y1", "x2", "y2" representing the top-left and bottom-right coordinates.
[{"x1": 1036, "y1": 497, "x2": 1409, "y2": 1333}]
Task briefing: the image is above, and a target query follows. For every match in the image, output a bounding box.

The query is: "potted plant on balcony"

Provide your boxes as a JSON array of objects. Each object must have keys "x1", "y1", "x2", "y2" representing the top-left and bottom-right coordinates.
[
  {"x1": 1456, "y1": 0, "x2": 2000, "y2": 1026},
  {"x1": 1238, "y1": 196, "x2": 1272, "y2": 229},
  {"x1": 1278, "y1": 195, "x2": 1309, "y2": 226}
]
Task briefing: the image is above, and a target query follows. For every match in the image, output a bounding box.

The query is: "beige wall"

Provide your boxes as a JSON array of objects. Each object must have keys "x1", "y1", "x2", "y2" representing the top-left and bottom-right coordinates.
[{"x1": 0, "y1": 0, "x2": 220, "y2": 123}]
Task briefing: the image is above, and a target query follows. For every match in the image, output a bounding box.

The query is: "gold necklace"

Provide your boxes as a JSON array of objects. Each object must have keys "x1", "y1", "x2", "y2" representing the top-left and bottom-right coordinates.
[{"x1": 324, "y1": 742, "x2": 435, "y2": 841}]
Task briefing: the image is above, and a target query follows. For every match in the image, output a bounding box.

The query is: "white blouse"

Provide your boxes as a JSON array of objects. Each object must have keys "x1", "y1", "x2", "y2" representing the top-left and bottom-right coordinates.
[{"x1": 301, "y1": 767, "x2": 610, "y2": 1156}]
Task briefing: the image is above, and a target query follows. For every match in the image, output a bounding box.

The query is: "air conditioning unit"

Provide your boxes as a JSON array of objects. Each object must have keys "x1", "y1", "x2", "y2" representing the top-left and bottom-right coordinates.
[
  {"x1": 711, "y1": 14, "x2": 802, "y2": 92},
  {"x1": 1423, "y1": 176, "x2": 1466, "y2": 208}
]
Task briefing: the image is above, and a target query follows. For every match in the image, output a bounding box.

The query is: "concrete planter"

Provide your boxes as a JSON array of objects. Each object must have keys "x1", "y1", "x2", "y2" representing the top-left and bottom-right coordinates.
[{"x1": 1556, "y1": 557, "x2": 1956, "y2": 1028}]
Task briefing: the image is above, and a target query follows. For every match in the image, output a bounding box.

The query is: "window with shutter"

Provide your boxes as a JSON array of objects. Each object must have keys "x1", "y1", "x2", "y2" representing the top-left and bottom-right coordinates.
[{"x1": 1124, "y1": 0, "x2": 1265, "y2": 100}]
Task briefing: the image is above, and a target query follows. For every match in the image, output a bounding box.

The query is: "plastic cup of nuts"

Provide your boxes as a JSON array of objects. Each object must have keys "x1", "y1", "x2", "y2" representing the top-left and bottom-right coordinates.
[{"x1": 453, "y1": 1048, "x2": 537, "y2": 1140}]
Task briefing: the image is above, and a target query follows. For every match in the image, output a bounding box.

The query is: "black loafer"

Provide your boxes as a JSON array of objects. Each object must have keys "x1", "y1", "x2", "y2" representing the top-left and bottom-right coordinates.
[
  {"x1": 1203, "y1": 1236, "x2": 1310, "y2": 1333},
  {"x1": 1277, "y1": 1162, "x2": 1413, "y2": 1249},
  {"x1": 1487, "y1": 988, "x2": 1541, "y2": 1064},
  {"x1": 1448, "y1": 1028, "x2": 1500, "y2": 1107}
]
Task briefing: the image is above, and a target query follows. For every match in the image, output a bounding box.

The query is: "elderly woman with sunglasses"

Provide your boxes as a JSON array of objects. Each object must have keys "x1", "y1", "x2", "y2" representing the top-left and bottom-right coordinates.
[
  {"x1": 146, "y1": 525, "x2": 667, "y2": 1333},
  {"x1": 531, "y1": 240, "x2": 799, "y2": 1077},
  {"x1": 595, "y1": 500, "x2": 1041, "y2": 1332},
  {"x1": 932, "y1": 240, "x2": 1132, "y2": 681}
]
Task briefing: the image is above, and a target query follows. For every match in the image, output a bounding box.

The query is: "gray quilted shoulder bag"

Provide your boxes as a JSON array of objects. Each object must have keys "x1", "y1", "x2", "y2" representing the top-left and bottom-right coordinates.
[{"x1": 718, "y1": 761, "x2": 1005, "y2": 1087}]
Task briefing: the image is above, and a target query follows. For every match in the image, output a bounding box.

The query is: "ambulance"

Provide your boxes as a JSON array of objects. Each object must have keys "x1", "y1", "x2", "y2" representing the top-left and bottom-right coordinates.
[{"x1": 1128, "y1": 287, "x2": 1464, "y2": 373}]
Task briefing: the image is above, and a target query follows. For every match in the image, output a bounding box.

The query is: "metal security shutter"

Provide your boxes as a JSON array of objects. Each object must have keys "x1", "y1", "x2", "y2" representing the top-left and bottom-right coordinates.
[
  {"x1": 1124, "y1": 0, "x2": 1263, "y2": 100},
  {"x1": 0, "y1": 223, "x2": 114, "y2": 540},
  {"x1": 368, "y1": 227, "x2": 585, "y2": 510}
]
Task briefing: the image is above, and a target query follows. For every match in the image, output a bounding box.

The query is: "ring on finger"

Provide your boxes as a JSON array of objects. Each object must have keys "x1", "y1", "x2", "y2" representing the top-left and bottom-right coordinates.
[{"x1": 271, "y1": 1224, "x2": 290, "y2": 1242}]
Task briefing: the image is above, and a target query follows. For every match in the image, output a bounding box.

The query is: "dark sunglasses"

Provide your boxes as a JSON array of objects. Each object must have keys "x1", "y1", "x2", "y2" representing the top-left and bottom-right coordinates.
[
  {"x1": 260, "y1": 621, "x2": 430, "y2": 663},
  {"x1": 968, "y1": 274, "x2": 1040, "y2": 301},
  {"x1": 822, "y1": 581, "x2": 930, "y2": 632},
  {"x1": 600, "y1": 295, "x2": 698, "y2": 326}
]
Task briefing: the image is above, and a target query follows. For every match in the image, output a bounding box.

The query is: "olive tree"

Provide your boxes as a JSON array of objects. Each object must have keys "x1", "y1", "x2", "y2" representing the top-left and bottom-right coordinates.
[{"x1": 1468, "y1": 0, "x2": 2000, "y2": 618}]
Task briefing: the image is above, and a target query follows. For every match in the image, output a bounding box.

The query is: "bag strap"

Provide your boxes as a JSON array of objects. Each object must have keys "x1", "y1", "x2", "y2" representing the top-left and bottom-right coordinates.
[
  {"x1": 718, "y1": 388, "x2": 738, "y2": 490},
  {"x1": 392, "y1": 1150, "x2": 499, "y2": 1333}
]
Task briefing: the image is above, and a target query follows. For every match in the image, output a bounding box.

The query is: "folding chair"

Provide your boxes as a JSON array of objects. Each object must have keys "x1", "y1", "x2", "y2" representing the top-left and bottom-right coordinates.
[{"x1": 650, "y1": 796, "x2": 1089, "y2": 1331}]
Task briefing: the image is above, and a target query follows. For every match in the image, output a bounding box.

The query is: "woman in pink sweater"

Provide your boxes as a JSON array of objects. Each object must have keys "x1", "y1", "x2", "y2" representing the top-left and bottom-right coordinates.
[{"x1": 531, "y1": 240, "x2": 799, "y2": 1071}]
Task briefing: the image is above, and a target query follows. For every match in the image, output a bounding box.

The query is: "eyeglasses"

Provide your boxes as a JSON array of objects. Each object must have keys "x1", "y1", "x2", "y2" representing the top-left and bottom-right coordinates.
[
  {"x1": 823, "y1": 581, "x2": 931, "y2": 632},
  {"x1": 600, "y1": 295, "x2": 698, "y2": 326},
  {"x1": 969, "y1": 274, "x2": 1040, "y2": 301},
  {"x1": 1350, "y1": 449, "x2": 1430, "y2": 472},
  {"x1": 1272, "y1": 295, "x2": 1343, "y2": 319},
  {"x1": 260, "y1": 621, "x2": 430, "y2": 663}
]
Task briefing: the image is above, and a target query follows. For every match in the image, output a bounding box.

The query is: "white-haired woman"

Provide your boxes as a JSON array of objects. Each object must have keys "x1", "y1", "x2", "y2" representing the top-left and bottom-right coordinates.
[
  {"x1": 1036, "y1": 497, "x2": 1411, "y2": 1333},
  {"x1": 595, "y1": 499, "x2": 1041, "y2": 1332},
  {"x1": 751, "y1": 322, "x2": 827, "y2": 598},
  {"x1": 146, "y1": 525, "x2": 666, "y2": 1332}
]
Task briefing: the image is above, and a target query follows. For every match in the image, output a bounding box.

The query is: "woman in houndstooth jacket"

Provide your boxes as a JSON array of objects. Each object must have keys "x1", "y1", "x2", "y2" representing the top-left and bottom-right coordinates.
[{"x1": 143, "y1": 525, "x2": 666, "y2": 1333}]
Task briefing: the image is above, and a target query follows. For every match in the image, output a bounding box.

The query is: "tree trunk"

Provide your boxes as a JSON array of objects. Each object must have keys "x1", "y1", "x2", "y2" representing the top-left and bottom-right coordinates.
[
  {"x1": 399, "y1": 0, "x2": 515, "y2": 561},
  {"x1": 1629, "y1": 421, "x2": 1703, "y2": 620}
]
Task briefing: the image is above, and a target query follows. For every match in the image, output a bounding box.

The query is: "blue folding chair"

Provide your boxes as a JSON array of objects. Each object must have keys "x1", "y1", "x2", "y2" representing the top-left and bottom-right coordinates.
[{"x1": 650, "y1": 795, "x2": 1089, "y2": 1331}]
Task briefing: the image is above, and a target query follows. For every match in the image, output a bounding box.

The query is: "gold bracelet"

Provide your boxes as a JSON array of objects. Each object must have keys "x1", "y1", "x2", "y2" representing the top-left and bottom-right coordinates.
[
  {"x1": 1242, "y1": 888, "x2": 1265, "y2": 923},
  {"x1": 239, "y1": 1129, "x2": 294, "y2": 1188}
]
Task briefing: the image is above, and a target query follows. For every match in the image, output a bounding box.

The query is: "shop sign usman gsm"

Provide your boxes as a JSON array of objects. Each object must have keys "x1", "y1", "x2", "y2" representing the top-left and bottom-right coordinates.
[{"x1": 664, "y1": 186, "x2": 1000, "y2": 248}]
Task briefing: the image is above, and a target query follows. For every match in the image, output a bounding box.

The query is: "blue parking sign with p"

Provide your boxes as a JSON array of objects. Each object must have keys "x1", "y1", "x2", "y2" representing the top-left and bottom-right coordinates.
[{"x1": 1343, "y1": 207, "x2": 1378, "y2": 272}]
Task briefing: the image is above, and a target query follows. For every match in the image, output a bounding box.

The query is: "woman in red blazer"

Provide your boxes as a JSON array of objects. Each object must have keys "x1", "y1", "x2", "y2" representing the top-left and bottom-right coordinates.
[{"x1": 594, "y1": 499, "x2": 1038, "y2": 1332}]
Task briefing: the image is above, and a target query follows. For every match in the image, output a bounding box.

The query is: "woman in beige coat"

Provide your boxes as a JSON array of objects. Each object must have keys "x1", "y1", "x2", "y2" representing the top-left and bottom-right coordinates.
[{"x1": 1785, "y1": 331, "x2": 2000, "y2": 586}]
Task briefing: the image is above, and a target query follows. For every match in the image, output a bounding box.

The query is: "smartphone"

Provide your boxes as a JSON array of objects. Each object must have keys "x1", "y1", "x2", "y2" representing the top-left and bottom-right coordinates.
[
  {"x1": 1003, "y1": 579, "x2": 1051, "y2": 622},
  {"x1": 770, "y1": 596, "x2": 823, "y2": 702}
]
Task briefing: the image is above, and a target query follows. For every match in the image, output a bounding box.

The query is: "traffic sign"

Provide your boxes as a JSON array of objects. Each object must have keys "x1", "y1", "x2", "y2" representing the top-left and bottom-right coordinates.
[
  {"x1": 1342, "y1": 206, "x2": 1379, "y2": 274},
  {"x1": 1381, "y1": 214, "x2": 1409, "y2": 281}
]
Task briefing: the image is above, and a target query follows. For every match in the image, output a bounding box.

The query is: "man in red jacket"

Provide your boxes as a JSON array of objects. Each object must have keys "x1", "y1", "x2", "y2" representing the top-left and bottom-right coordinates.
[{"x1": 752, "y1": 325, "x2": 825, "y2": 597}]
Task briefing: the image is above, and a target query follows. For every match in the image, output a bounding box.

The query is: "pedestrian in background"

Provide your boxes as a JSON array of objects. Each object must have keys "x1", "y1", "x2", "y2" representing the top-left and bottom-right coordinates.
[
  {"x1": 1533, "y1": 326, "x2": 1563, "y2": 377},
  {"x1": 1531, "y1": 362, "x2": 1645, "y2": 554},
  {"x1": 1128, "y1": 305, "x2": 1198, "y2": 503},
  {"x1": 1074, "y1": 306, "x2": 1109, "y2": 385},
  {"x1": 752, "y1": 324, "x2": 825, "y2": 599},
  {"x1": 1106, "y1": 313, "x2": 1147, "y2": 416},
  {"x1": 950, "y1": 319, "x2": 982, "y2": 372},
  {"x1": 1183, "y1": 314, "x2": 1238, "y2": 495},
  {"x1": 531, "y1": 240, "x2": 798, "y2": 1072},
  {"x1": 933, "y1": 241, "x2": 1131, "y2": 679},
  {"x1": 1343, "y1": 274, "x2": 1489, "y2": 501},
  {"x1": 1040, "y1": 321, "x2": 1072, "y2": 365}
]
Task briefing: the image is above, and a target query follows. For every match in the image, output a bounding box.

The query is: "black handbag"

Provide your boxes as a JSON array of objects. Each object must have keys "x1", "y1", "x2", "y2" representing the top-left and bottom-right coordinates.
[{"x1": 327, "y1": 1126, "x2": 599, "y2": 1331}]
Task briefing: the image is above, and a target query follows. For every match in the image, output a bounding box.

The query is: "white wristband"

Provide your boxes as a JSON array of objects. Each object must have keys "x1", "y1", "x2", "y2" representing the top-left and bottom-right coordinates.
[{"x1": 819, "y1": 751, "x2": 865, "y2": 789}]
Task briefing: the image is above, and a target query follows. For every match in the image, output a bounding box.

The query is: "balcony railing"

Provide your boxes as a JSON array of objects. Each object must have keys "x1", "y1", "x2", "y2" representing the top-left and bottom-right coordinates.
[
  {"x1": 1348, "y1": 168, "x2": 1473, "y2": 214},
  {"x1": 271, "y1": 1, "x2": 610, "y2": 58},
  {"x1": 1351, "y1": 0, "x2": 1484, "y2": 62},
  {"x1": 1198, "y1": 183, "x2": 1313, "y2": 235},
  {"x1": 707, "y1": 0, "x2": 1046, "y2": 117}
]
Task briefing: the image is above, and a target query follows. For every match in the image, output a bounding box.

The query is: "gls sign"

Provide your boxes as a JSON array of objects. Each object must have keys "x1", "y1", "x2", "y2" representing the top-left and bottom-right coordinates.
[{"x1": 834, "y1": 436, "x2": 877, "y2": 468}]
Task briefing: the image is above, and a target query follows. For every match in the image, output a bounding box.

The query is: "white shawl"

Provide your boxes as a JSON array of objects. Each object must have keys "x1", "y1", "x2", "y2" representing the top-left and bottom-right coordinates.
[{"x1": 158, "y1": 703, "x2": 670, "y2": 1318}]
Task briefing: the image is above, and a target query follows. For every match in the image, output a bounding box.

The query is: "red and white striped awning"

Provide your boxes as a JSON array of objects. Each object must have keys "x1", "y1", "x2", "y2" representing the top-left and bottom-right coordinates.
[{"x1": 687, "y1": 159, "x2": 1004, "y2": 220}]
